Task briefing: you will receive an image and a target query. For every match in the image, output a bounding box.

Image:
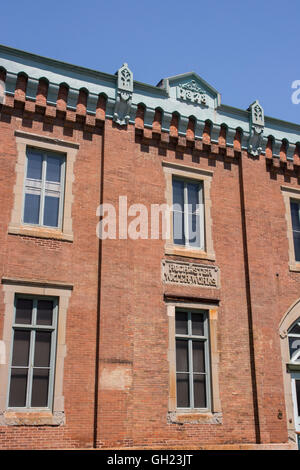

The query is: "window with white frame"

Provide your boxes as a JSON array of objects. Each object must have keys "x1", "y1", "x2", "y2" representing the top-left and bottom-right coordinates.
[
  {"x1": 175, "y1": 309, "x2": 211, "y2": 409},
  {"x1": 7, "y1": 296, "x2": 58, "y2": 409},
  {"x1": 291, "y1": 371, "x2": 300, "y2": 433},
  {"x1": 290, "y1": 200, "x2": 300, "y2": 263},
  {"x1": 23, "y1": 148, "x2": 65, "y2": 229},
  {"x1": 172, "y1": 178, "x2": 205, "y2": 249},
  {"x1": 288, "y1": 319, "x2": 300, "y2": 363},
  {"x1": 288, "y1": 319, "x2": 300, "y2": 432},
  {"x1": 293, "y1": 377, "x2": 300, "y2": 420}
]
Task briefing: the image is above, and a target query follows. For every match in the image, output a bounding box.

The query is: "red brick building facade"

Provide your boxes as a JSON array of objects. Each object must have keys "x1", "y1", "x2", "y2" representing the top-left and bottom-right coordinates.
[{"x1": 0, "y1": 45, "x2": 299, "y2": 449}]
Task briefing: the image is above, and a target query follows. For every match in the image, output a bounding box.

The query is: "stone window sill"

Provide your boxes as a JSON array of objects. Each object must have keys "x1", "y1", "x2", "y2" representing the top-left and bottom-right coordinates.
[
  {"x1": 165, "y1": 245, "x2": 216, "y2": 261},
  {"x1": 167, "y1": 411, "x2": 222, "y2": 425},
  {"x1": 1, "y1": 410, "x2": 65, "y2": 426},
  {"x1": 8, "y1": 225, "x2": 73, "y2": 242},
  {"x1": 289, "y1": 263, "x2": 300, "y2": 272}
]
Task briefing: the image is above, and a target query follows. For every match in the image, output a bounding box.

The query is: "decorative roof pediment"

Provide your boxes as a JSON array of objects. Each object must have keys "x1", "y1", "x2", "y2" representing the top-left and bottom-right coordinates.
[{"x1": 158, "y1": 72, "x2": 221, "y2": 109}]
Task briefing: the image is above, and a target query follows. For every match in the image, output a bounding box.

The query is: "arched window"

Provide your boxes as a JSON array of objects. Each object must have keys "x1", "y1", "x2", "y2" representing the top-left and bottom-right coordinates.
[
  {"x1": 287, "y1": 319, "x2": 300, "y2": 438},
  {"x1": 279, "y1": 306, "x2": 300, "y2": 443},
  {"x1": 288, "y1": 319, "x2": 300, "y2": 363}
]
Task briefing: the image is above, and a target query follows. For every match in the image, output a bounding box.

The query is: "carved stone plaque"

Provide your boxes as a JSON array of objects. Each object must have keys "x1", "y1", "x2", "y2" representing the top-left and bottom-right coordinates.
[
  {"x1": 162, "y1": 260, "x2": 220, "y2": 288},
  {"x1": 177, "y1": 80, "x2": 207, "y2": 105}
]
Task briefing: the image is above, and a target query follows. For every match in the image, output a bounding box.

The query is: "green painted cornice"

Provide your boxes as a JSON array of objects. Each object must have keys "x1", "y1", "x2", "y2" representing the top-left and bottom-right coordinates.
[
  {"x1": 0, "y1": 44, "x2": 115, "y2": 84},
  {"x1": 0, "y1": 44, "x2": 300, "y2": 157}
]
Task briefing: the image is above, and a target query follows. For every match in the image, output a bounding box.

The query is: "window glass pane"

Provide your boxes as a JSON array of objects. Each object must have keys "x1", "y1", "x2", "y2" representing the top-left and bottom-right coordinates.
[
  {"x1": 34, "y1": 331, "x2": 52, "y2": 367},
  {"x1": 289, "y1": 322, "x2": 300, "y2": 335},
  {"x1": 31, "y1": 369, "x2": 49, "y2": 407},
  {"x1": 12, "y1": 330, "x2": 31, "y2": 366},
  {"x1": 194, "y1": 374, "x2": 206, "y2": 408},
  {"x1": 43, "y1": 196, "x2": 59, "y2": 227},
  {"x1": 176, "y1": 373, "x2": 189, "y2": 407},
  {"x1": 26, "y1": 152, "x2": 42, "y2": 180},
  {"x1": 187, "y1": 183, "x2": 199, "y2": 214},
  {"x1": 23, "y1": 193, "x2": 40, "y2": 224},
  {"x1": 289, "y1": 336, "x2": 300, "y2": 360},
  {"x1": 192, "y1": 341, "x2": 205, "y2": 373},
  {"x1": 188, "y1": 213, "x2": 200, "y2": 247},
  {"x1": 192, "y1": 313, "x2": 204, "y2": 336},
  {"x1": 9, "y1": 369, "x2": 28, "y2": 407},
  {"x1": 172, "y1": 180, "x2": 184, "y2": 210},
  {"x1": 296, "y1": 380, "x2": 300, "y2": 416},
  {"x1": 176, "y1": 339, "x2": 189, "y2": 372},
  {"x1": 293, "y1": 231, "x2": 300, "y2": 262},
  {"x1": 46, "y1": 155, "x2": 62, "y2": 183},
  {"x1": 37, "y1": 300, "x2": 53, "y2": 326},
  {"x1": 173, "y1": 210, "x2": 185, "y2": 245},
  {"x1": 291, "y1": 202, "x2": 300, "y2": 232},
  {"x1": 176, "y1": 312, "x2": 188, "y2": 335},
  {"x1": 15, "y1": 298, "x2": 33, "y2": 324}
]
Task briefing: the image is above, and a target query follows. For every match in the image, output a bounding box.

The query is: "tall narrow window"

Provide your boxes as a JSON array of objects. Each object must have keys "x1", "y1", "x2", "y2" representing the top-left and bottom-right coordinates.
[
  {"x1": 291, "y1": 373, "x2": 300, "y2": 433},
  {"x1": 175, "y1": 309, "x2": 210, "y2": 409},
  {"x1": 296, "y1": 379, "x2": 300, "y2": 417},
  {"x1": 172, "y1": 178, "x2": 205, "y2": 249},
  {"x1": 23, "y1": 148, "x2": 65, "y2": 228},
  {"x1": 288, "y1": 319, "x2": 300, "y2": 363},
  {"x1": 290, "y1": 200, "x2": 300, "y2": 262},
  {"x1": 288, "y1": 319, "x2": 300, "y2": 432},
  {"x1": 8, "y1": 296, "x2": 58, "y2": 409}
]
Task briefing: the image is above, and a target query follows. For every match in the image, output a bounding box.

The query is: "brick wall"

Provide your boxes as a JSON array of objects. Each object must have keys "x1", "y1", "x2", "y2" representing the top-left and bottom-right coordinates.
[
  {"x1": 0, "y1": 92, "x2": 297, "y2": 449},
  {"x1": 0, "y1": 103, "x2": 103, "y2": 448}
]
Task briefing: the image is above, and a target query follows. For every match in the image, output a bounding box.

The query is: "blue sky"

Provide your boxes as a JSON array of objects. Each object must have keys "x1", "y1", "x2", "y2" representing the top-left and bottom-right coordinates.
[{"x1": 1, "y1": 0, "x2": 300, "y2": 124}]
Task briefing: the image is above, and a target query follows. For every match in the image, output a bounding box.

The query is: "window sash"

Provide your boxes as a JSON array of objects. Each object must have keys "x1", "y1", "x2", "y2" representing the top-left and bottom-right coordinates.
[
  {"x1": 22, "y1": 149, "x2": 65, "y2": 229},
  {"x1": 291, "y1": 373, "x2": 300, "y2": 432},
  {"x1": 172, "y1": 178, "x2": 205, "y2": 250},
  {"x1": 7, "y1": 296, "x2": 58, "y2": 410},
  {"x1": 288, "y1": 320, "x2": 300, "y2": 363},
  {"x1": 175, "y1": 310, "x2": 211, "y2": 410},
  {"x1": 290, "y1": 200, "x2": 300, "y2": 261}
]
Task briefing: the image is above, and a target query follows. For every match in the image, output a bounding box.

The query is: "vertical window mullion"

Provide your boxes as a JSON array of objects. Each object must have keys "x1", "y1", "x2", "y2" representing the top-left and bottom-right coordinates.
[
  {"x1": 189, "y1": 338, "x2": 194, "y2": 408},
  {"x1": 48, "y1": 300, "x2": 58, "y2": 410},
  {"x1": 187, "y1": 311, "x2": 192, "y2": 335},
  {"x1": 7, "y1": 328, "x2": 16, "y2": 408},
  {"x1": 184, "y1": 183, "x2": 189, "y2": 247},
  {"x1": 26, "y1": 329, "x2": 35, "y2": 408},
  {"x1": 32, "y1": 298, "x2": 38, "y2": 325},
  {"x1": 187, "y1": 312, "x2": 193, "y2": 408},
  {"x1": 47, "y1": 330, "x2": 55, "y2": 409},
  {"x1": 204, "y1": 316, "x2": 211, "y2": 410},
  {"x1": 27, "y1": 299, "x2": 37, "y2": 407},
  {"x1": 22, "y1": 152, "x2": 29, "y2": 224},
  {"x1": 199, "y1": 182, "x2": 205, "y2": 250},
  {"x1": 57, "y1": 159, "x2": 65, "y2": 230},
  {"x1": 39, "y1": 155, "x2": 47, "y2": 226}
]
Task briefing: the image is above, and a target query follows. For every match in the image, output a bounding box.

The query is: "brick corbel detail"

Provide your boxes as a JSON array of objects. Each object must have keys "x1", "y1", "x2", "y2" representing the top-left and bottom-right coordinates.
[{"x1": 0, "y1": 98, "x2": 104, "y2": 132}]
